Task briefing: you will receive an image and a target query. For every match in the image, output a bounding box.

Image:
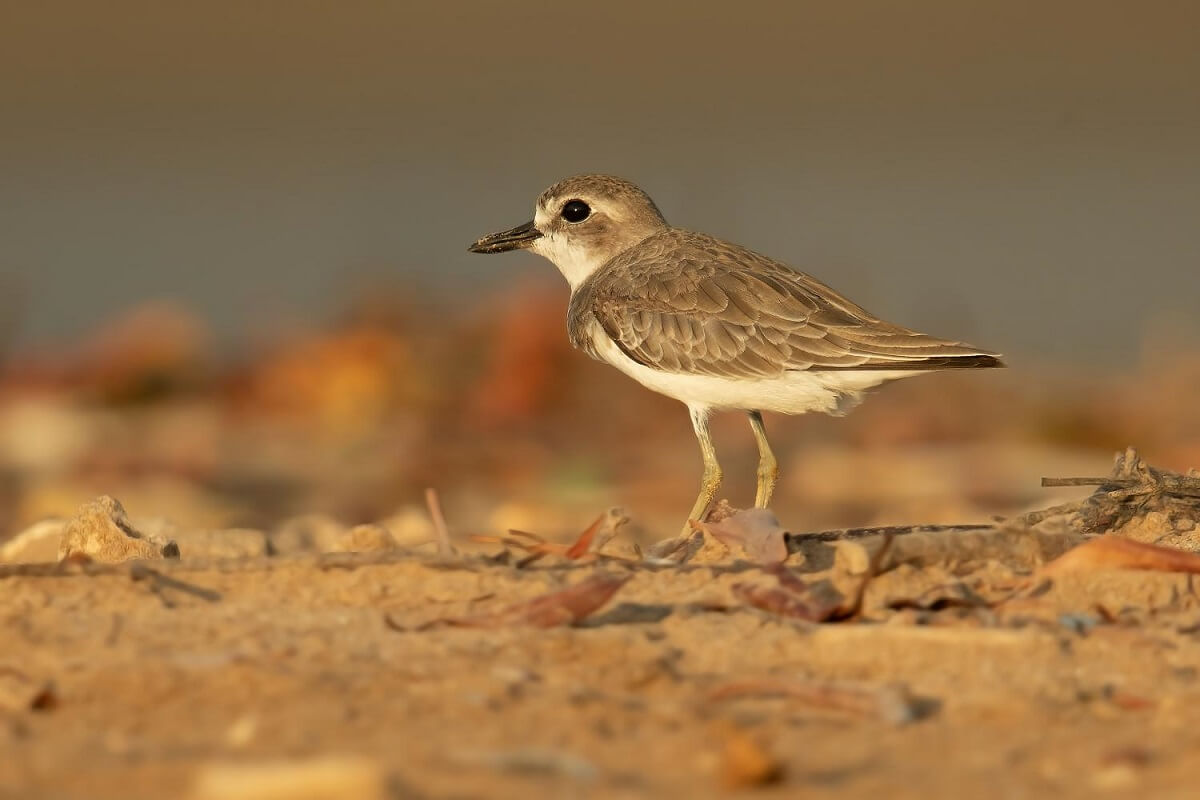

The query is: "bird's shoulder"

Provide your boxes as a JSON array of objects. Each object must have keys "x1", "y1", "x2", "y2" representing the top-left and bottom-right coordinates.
[{"x1": 572, "y1": 228, "x2": 879, "y2": 328}]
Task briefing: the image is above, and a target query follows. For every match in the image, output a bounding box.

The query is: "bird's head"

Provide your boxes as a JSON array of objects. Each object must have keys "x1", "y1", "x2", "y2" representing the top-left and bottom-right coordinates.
[{"x1": 469, "y1": 174, "x2": 669, "y2": 289}]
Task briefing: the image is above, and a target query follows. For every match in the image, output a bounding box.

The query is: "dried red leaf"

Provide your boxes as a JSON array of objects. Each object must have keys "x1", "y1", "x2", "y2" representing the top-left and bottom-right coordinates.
[
  {"x1": 417, "y1": 573, "x2": 631, "y2": 630},
  {"x1": 730, "y1": 582, "x2": 832, "y2": 622},
  {"x1": 734, "y1": 533, "x2": 894, "y2": 623},
  {"x1": 512, "y1": 573, "x2": 629, "y2": 626},
  {"x1": 1042, "y1": 535, "x2": 1200, "y2": 577},
  {"x1": 565, "y1": 514, "x2": 604, "y2": 559},
  {"x1": 767, "y1": 563, "x2": 810, "y2": 594},
  {"x1": 1108, "y1": 689, "x2": 1154, "y2": 711}
]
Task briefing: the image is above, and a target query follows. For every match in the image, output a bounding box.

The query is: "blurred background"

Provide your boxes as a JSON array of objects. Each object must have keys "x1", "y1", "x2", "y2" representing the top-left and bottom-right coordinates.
[{"x1": 1, "y1": 1, "x2": 1198, "y2": 541}]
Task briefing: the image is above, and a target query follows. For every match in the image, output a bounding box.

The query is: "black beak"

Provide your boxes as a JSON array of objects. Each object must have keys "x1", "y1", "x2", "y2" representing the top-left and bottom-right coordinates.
[{"x1": 468, "y1": 220, "x2": 542, "y2": 254}]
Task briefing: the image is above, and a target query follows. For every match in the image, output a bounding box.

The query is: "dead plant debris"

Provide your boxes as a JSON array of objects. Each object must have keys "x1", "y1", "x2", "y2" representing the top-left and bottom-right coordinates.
[
  {"x1": 690, "y1": 509, "x2": 788, "y2": 565},
  {"x1": 707, "y1": 677, "x2": 932, "y2": 725},
  {"x1": 470, "y1": 508, "x2": 631, "y2": 566},
  {"x1": 1030, "y1": 447, "x2": 1200, "y2": 533},
  {"x1": 394, "y1": 572, "x2": 632, "y2": 631},
  {"x1": 8, "y1": 445, "x2": 1200, "y2": 798},
  {"x1": 424, "y1": 487, "x2": 457, "y2": 558},
  {"x1": 1039, "y1": 535, "x2": 1200, "y2": 578},
  {"x1": 732, "y1": 533, "x2": 895, "y2": 622}
]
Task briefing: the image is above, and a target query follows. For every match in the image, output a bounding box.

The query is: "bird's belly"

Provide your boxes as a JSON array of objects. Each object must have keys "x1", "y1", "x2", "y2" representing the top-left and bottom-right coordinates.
[{"x1": 591, "y1": 334, "x2": 915, "y2": 415}]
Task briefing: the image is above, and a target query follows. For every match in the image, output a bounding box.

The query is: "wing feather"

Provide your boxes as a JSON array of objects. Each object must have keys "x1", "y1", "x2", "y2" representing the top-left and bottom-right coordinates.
[{"x1": 569, "y1": 230, "x2": 1003, "y2": 378}]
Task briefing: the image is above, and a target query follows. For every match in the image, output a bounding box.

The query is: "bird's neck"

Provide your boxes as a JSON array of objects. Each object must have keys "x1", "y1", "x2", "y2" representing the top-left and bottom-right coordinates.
[
  {"x1": 531, "y1": 236, "x2": 614, "y2": 292},
  {"x1": 533, "y1": 227, "x2": 669, "y2": 292}
]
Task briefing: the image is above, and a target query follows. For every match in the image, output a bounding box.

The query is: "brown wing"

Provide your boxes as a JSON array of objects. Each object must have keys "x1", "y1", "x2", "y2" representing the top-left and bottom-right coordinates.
[{"x1": 568, "y1": 230, "x2": 1002, "y2": 378}]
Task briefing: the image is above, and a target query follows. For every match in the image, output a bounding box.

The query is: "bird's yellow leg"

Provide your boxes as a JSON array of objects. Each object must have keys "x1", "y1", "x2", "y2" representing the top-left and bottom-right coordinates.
[
  {"x1": 748, "y1": 410, "x2": 778, "y2": 508},
  {"x1": 683, "y1": 406, "x2": 722, "y2": 537}
]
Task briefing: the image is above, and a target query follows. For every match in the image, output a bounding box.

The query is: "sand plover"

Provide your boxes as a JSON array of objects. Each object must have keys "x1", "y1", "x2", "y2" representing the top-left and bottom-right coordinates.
[{"x1": 470, "y1": 175, "x2": 1003, "y2": 533}]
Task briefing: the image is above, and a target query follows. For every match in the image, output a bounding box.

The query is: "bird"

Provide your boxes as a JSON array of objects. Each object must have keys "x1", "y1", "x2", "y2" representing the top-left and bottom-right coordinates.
[{"x1": 469, "y1": 175, "x2": 1003, "y2": 535}]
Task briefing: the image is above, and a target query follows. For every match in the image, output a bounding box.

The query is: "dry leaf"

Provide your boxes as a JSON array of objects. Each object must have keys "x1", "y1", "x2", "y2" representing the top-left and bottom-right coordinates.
[
  {"x1": 730, "y1": 582, "x2": 834, "y2": 622},
  {"x1": 732, "y1": 534, "x2": 894, "y2": 622},
  {"x1": 576, "y1": 507, "x2": 629, "y2": 557},
  {"x1": 414, "y1": 573, "x2": 630, "y2": 630},
  {"x1": 769, "y1": 562, "x2": 810, "y2": 594},
  {"x1": 565, "y1": 514, "x2": 605, "y2": 559},
  {"x1": 692, "y1": 508, "x2": 788, "y2": 565},
  {"x1": 472, "y1": 510, "x2": 630, "y2": 563},
  {"x1": 1041, "y1": 535, "x2": 1200, "y2": 577}
]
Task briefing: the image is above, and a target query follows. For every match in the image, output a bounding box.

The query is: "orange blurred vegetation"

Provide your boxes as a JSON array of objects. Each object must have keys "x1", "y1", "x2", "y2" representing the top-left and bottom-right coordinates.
[{"x1": 0, "y1": 287, "x2": 1197, "y2": 540}]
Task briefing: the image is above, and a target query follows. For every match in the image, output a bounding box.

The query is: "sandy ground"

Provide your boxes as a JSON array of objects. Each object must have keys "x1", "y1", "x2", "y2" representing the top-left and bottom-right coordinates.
[
  {"x1": 1, "y1": 266, "x2": 1198, "y2": 800},
  {"x1": 5, "y1": 494, "x2": 1200, "y2": 800}
]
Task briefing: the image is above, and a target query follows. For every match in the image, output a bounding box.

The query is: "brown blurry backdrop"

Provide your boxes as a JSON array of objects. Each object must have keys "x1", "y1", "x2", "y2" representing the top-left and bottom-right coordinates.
[{"x1": 1, "y1": 1, "x2": 1198, "y2": 542}]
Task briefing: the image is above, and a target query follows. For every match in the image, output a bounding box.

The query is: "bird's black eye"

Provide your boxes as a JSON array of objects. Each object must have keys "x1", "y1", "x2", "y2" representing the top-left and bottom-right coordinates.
[{"x1": 561, "y1": 199, "x2": 591, "y2": 223}]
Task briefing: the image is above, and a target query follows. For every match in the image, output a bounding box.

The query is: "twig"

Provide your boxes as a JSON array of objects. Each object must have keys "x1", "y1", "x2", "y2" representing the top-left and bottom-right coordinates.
[
  {"x1": 1046, "y1": 474, "x2": 1118, "y2": 489},
  {"x1": 446, "y1": 748, "x2": 598, "y2": 780},
  {"x1": 516, "y1": 552, "x2": 547, "y2": 569},
  {"x1": 707, "y1": 677, "x2": 930, "y2": 725},
  {"x1": 787, "y1": 524, "x2": 989, "y2": 546},
  {"x1": 1018, "y1": 500, "x2": 1085, "y2": 526},
  {"x1": 473, "y1": 520, "x2": 640, "y2": 565},
  {"x1": 1037, "y1": 451, "x2": 1200, "y2": 533},
  {"x1": 836, "y1": 530, "x2": 895, "y2": 621},
  {"x1": 0, "y1": 550, "x2": 497, "y2": 583},
  {"x1": 1042, "y1": 472, "x2": 1200, "y2": 496},
  {"x1": 424, "y1": 488, "x2": 456, "y2": 557},
  {"x1": 129, "y1": 564, "x2": 222, "y2": 605}
]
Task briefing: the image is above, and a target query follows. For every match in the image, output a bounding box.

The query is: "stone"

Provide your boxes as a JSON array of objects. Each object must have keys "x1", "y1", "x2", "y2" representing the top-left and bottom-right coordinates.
[
  {"x1": 57, "y1": 496, "x2": 179, "y2": 563},
  {"x1": 269, "y1": 514, "x2": 398, "y2": 555},
  {"x1": 0, "y1": 519, "x2": 66, "y2": 564},
  {"x1": 717, "y1": 724, "x2": 783, "y2": 789},
  {"x1": 0, "y1": 669, "x2": 57, "y2": 712},
  {"x1": 191, "y1": 756, "x2": 386, "y2": 800},
  {"x1": 327, "y1": 524, "x2": 397, "y2": 553},
  {"x1": 171, "y1": 528, "x2": 270, "y2": 560},
  {"x1": 835, "y1": 522, "x2": 1083, "y2": 575},
  {"x1": 132, "y1": 517, "x2": 269, "y2": 560},
  {"x1": 268, "y1": 514, "x2": 346, "y2": 555},
  {"x1": 375, "y1": 506, "x2": 437, "y2": 548}
]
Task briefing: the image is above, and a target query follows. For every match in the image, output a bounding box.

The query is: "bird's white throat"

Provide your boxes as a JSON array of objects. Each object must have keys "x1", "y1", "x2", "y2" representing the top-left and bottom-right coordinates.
[
  {"x1": 529, "y1": 233, "x2": 608, "y2": 291},
  {"x1": 528, "y1": 207, "x2": 613, "y2": 290}
]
